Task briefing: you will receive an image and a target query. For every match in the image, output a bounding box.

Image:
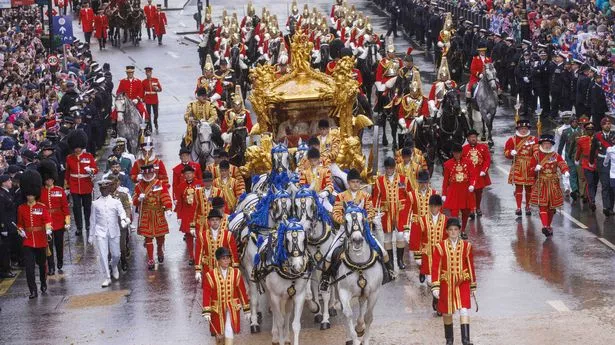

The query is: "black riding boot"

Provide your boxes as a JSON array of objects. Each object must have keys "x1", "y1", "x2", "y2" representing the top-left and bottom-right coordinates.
[
  {"x1": 445, "y1": 323, "x2": 454, "y2": 345},
  {"x1": 386, "y1": 249, "x2": 394, "y2": 269},
  {"x1": 396, "y1": 247, "x2": 406, "y2": 269},
  {"x1": 461, "y1": 324, "x2": 473, "y2": 345}
]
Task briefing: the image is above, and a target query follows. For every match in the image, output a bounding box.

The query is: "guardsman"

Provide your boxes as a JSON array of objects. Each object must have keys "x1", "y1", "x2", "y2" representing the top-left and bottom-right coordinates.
[
  {"x1": 195, "y1": 55, "x2": 223, "y2": 102},
  {"x1": 298, "y1": 148, "x2": 334, "y2": 199},
  {"x1": 79, "y1": 2, "x2": 95, "y2": 45},
  {"x1": 241, "y1": 1, "x2": 255, "y2": 28},
  {"x1": 222, "y1": 86, "x2": 253, "y2": 135},
  {"x1": 153, "y1": 4, "x2": 167, "y2": 45},
  {"x1": 375, "y1": 37, "x2": 401, "y2": 111},
  {"x1": 130, "y1": 137, "x2": 169, "y2": 188},
  {"x1": 354, "y1": 21, "x2": 380, "y2": 54},
  {"x1": 133, "y1": 163, "x2": 173, "y2": 270},
  {"x1": 116, "y1": 66, "x2": 144, "y2": 101},
  {"x1": 575, "y1": 120, "x2": 596, "y2": 208},
  {"x1": 530, "y1": 134, "x2": 570, "y2": 237},
  {"x1": 441, "y1": 143, "x2": 476, "y2": 239},
  {"x1": 410, "y1": 194, "x2": 447, "y2": 312},
  {"x1": 329, "y1": 0, "x2": 344, "y2": 26},
  {"x1": 431, "y1": 217, "x2": 477, "y2": 345},
  {"x1": 142, "y1": 67, "x2": 162, "y2": 131},
  {"x1": 504, "y1": 120, "x2": 537, "y2": 216},
  {"x1": 436, "y1": 13, "x2": 454, "y2": 67},
  {"x1": 39, "y1": 161, "x2": 70, "y2": 276},
  {"x1": 17, "y1": 170, "x2": 52, "y2": 299},
  {"x1": 93, "y1": 9, "x2": 108, "y2": 50},
  {"x1": 194, "y1": 210, "x2": 239, "y2": 283},
  {"x1": 107, "y1": 175, "x2": 133, "y2": 272},
  {"x1": 183, "y1": 87, "x2": 219, "y2": 148},
  {"x1": 462, "y1": 130, "x2": 491, "y2": 217},
  {"x1": 466, "y1": 43, "x2": 491, "y2": 101},
  {"x1": 398, "y1": 72, "x2": 429, "y2": 134},
  {"x1": 589, "y1": 117, "x2": 615, "y2": 216},
  {"x1": 175, "y1": 165, "x2": 203, "y2": 266},
  {"x1": 372, "y1": 157, "x2": 413, "y2": 270},
  {"x1": 89, "y1": 179, "x2": 130, "y2": 287},
  {"x1": 428, "y1": 57, "x2": 458, "y2": 114},
  {"x1": 275, "y1": 42, "x2": 291, "y2": 77},
  {"x1": 172, "y1": 148, "x2": 203, "y2": 203},
  {"x1": 213, "y1": 160, "x2": 245, "y2": 214},
  {"x1": 202, "y1": 246, "x2": 250, "y2": 345},
  {"x1": 143, "y1": 0, "x2": 157, "y2": 40},
  {"x1": 65, "y1": 130, "x2": 98, "y2": 237}
]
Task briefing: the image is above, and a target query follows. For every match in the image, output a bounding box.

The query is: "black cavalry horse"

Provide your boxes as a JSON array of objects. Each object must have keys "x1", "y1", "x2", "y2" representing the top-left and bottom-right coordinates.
[{"x1": 357, "y1": 40, "x2": 380, "y2": 107}]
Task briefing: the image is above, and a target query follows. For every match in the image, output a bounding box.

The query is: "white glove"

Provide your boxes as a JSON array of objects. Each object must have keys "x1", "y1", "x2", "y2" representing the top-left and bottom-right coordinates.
[
  {"x1": 523, "y1": 77, "x2": 530, "y2": 83},
  {"x1": 18, "y1": 229, "x2": 26, "y2": 238},
  {"x1": 510, "y1": 149, "x2": 517, "y2": 156},
  {"x1": 468, "y1": 185, "x2": 475, "y2": 193},
  {"x1": 244, "y1": 312, "x2": 251, "y2": 321},
  {"x1": 415, "y1": 259, "x2": 422, "y2": 266},
  {"x1": 563, "y1": 172, "x2": 571, "y2": 192},
  {"x1": 84, "y1": 166, "x2": 92, "y2": 173},
  {"x1": 177, "y1": 219, "x2": 181, "y2": 225},
  {"x1": 479, "y1": 73, "x2": 484, "y2": 79},
  {"x1": 190, "y1": 229, "x2": 196, "y2": 237},
  {"x1": 46, "y1": 229, "x2": 52, "y2": 236},
  {"x1": 138, "y1": 193, "x2": 146, "y2": 201},
  {"x1": 442, "y1": 195, "x2": 447, "y2": 202},
  {"x1": 65, "y1": 189, "x2": 71, "y2": 196},
  {"x1": 64, "y1": 223, "x2": 71, "y2": 230},
  {"x1": 318, "y1": 191, "x2": 329, "y2": 199},
  {"x1": 0, "y1": 231, "x2": 7, "y2": 237},
  {"x1": 575, "y1": 160, "x2": 580, "y2": 166},
  {"x1": 203, "y1": 313, "x2": 211, "y2": 322},
  {"x1": 88, "y1": 236, "x2": 94, "y2": 245},
  {"x1": 195, "y1": 272, "x2": 202, "y2": 283},
  {"x1": 120, "y1": 218, "x2": 130, "y2": 229},
  {"x1": 534, "y1": 164, "x2": 542, "y2": 172},
  {"x1": 165, "y1": 210, "x2": 173, "y2": 217},
  {"x1": 479, "y1": 171, "x2": 486, "y2": 177},
  {"x1": 398, "y1": 118, "x2": 407, "y2": 129},
  {"x1": 403, "y1": 230, "x2": 410, "y2": 243},
  {"x1": 432, "y1": 289, "x2": 440, "y2": 299},
  {"x1": 137, "y1": 174, "x2": 143, "y2": 181}
]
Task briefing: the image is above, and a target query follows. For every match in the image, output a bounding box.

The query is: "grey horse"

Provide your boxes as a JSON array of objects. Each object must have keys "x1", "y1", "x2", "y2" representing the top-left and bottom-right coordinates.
[{"x1": 470, "y1": 62, "x2": 498, "y2": 148}]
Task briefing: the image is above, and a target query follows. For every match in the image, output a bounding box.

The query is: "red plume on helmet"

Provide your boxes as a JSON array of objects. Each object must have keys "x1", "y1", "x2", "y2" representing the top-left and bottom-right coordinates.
[{"x1": 406, "y1": 47, "x2": 413, "y2": 55}]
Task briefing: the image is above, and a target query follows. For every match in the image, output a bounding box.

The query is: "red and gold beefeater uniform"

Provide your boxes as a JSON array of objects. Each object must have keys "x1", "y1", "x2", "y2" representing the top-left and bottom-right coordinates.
[
  {"x1": 130, "y1": 157, "x2": 169, "y2": 187},
  {"x1": 372, "y1": 174, "x2": 413, "y2": 233},
  {"x1": 529, "y1": 150, "x2": 569, "y2": 209},
  {"x1": 504, "y1": 135, "x2": 538, "y2": 185},
  {"x1": 17, "y1": 202, "x2": 52, "y2": 249},
  {"x1": 462, "y1": 143, "x2": 491, "y2": 189},
  {"x1": 431, "y1": 239, "x2": 476, "y2": 314},
  {"x1": 442, "y1": 157, "x2": 476, "y2": 210},
  {"x1": 195, "y1": 223, "x2": 239, "y2": 273},
  {"x1": 332, "y1": 190, "x2": 374, "y2": 224},
  {"x1": 202, "y1": 267, "x2": 250, "y2": 335},
  {"x1": 213, "y1": 176, "x2": 245, "y2": 214},
  {"x1": 298, "y1": 166, "x2": 334, "y2": 194},
  {"x1": 39, "y1": 186, "x2": 70, "y2": 230},
  {"x1": 65, "y1": 152, "x2": 98, "y2": 194},
  {"x1": 410, "y1": 213, "x2": 448, "y2": 275},
  {"x1": 132, "y1": 178, "x2": 173, "y2": 237}
]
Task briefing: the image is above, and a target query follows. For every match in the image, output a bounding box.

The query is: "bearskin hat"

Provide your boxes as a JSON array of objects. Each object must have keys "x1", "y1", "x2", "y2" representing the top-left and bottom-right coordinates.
[
  {"x1": 21, "y1": 170, "x2": 42, "y2": 198},
  {"x1": 38, "y1": 159, "x2": 58, "y2": 183},
  {"x1": 67, "y1": 129, "x2": 88, "y2": 150}
]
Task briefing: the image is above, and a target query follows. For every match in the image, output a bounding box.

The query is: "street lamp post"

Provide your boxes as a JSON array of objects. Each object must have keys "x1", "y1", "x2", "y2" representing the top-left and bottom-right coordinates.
[{"x1": 48, "y1": 0, "x2": 54, "y2": 53}]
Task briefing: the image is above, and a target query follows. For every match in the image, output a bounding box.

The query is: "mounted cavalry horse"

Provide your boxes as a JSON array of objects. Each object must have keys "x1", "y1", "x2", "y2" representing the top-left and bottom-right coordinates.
[
  {"x1": 468, "y1": 62, "x2": 498, "y2": 148},
  {"x1": 434, "y1": 88, "x2": 469, "y2": 163},
  {"x1": 113, "y1": 93, "x2": 144, "y2": 154},
  {"x1": 184, "y1": 119, "x2": 223, "y2": 169}
]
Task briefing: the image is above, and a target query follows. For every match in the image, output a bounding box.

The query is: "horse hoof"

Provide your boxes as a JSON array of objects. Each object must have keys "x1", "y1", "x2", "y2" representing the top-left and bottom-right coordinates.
[
  {"x1": 329, "y1": 307, "x2": 337, "y2": 317},
  {"x1": 250, "y1": 325, "x2": 261, "y2": 334},
  {"x1": 314, "y1": 314, "x2": 323, "y2": 323},
  {"x1": 320, "y1": 321, "x2": 331, "y2": 330},
  {"x1": 346, "y1": 341, "x2": 354, "y2": 345}
]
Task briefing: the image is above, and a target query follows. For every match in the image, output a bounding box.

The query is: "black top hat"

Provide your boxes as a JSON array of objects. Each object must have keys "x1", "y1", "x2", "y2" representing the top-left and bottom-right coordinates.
[
  {"x1": 179, "y1": 147, "x2": 191, "y2": 155},
  {"x1": 446, "y1": 217, "x2": 461, "y2": 228},
  {"x1": 307, "y1": 137, "x2": 320, "y2": 146},
  {"x1": 219, "y1": 160, "x2": 230, "y2": 170},
  {"x1": 211, "y1": 196, "x2": 225, "y2": 209},
  {"x1": 196, "y1": 87, "x2": 208, "y2": 96},
  {"x1": 215, "y1": 246, "x2": 231, "y2": 260},
  {"x1": 203, "y1": 171, "x2": 213, "y2": 181},
  {"x1": 208, "y1": 209, "x2": 222, "y2": 219},
  {"x1": 466, "y1": 129, "x2": 479, "y2": 137},
  {"x1": 346, "y1": 168, "x2": 362, "y2": 182},
  {"x1": 451, "y1": 142, "x2": 463, "y2": 153},
  {"x1": 144, "y1": 66, "x2": 153, "y2": 71},
  {"x1": 384, "y1": 157, "x2": 396, "y2": 168},
  {"x1": 401, "y1": 147, "x2": 413, "y2": 156},
  {"x1": 318, "y1": 119, "x2": 330, "y2": 128},
  {"x1": 125, "y1": 65, "x2": 135, "y2": 71}
]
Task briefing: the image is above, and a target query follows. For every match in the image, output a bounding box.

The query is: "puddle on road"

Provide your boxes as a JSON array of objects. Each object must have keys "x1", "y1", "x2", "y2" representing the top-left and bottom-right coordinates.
[{"x1": 66, "y1": 289, "x2": 131, "y2": 309}]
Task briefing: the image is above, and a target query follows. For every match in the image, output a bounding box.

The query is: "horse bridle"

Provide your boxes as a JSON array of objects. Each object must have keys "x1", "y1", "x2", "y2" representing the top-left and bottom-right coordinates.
[{"x1": 272, "y1": 197, "x2": 292, "y2": 222}]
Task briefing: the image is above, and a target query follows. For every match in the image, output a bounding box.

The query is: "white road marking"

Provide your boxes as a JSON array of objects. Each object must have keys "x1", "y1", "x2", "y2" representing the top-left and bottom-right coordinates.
[
  {"x1": 547, "y1": 300, "x2": 571, "y2": 312},
  {"x1": 598, "y1": 238, "x2": 615, "y2": 251},
  {"x1": 560, "y1": 211, "x2": 588, "y2": 229},
  {"x1": 166, "y1": 51, "x2": 179, "y2": 59}
]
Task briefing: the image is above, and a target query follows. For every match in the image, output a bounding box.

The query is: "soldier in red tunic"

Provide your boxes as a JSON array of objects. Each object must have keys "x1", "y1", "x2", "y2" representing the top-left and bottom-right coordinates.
[
  {"x1": 462, "y1": 129, "x2": 492, "y2": 217},
  {"x1": 133, "y1": 163, "x2": 173, "y2": 270},
  {"x1": 17, "y1": 170, "x2": 52, "y2": 299},
  {"x1": 143, "y1": 0, "x2": 157, "y2": 40},
  {"x1": 432, "y1": 217, "x2": 477, "y2": 345},
  {"x1": 575, "y1": 122, "x2": 596, "y2": 209},
  {"x1": 79, "y1": 2, "x2": 95, "y2": 45},
  {"x1": 372, "y1": 157, "x2": 413, "y2": 270},
  {"x1": 153, "y1": 4, "x2": 167, "y2": 45},
  {"x1": 410, "y1": 194, "x2": 448, "y2": 314},
  {"x1": 93, "y1": 9, "x2": 108, "y2": 50},
  {"x1": 466, "y1": 43, "x2": 491, "y2": 101},
  {"x1": 64, "y1": 130, "x2": 98, "y2": 237},
  {"x1": 202, "y1": 246, "x2": 250, "y2": 345},
  {"x1": 142, "y1": 67, "x2": 162, "y2": 131},
  {"x1": 175, "y1": 165, "x2": 203, "y2": 265},
  {"x1": 116, "y1": 66, "x2": 144, "y2": 101},
  {"x1": 130, "y1": 137, "x2": 169, "y2": 187},
  {"x1": 504, "y1": 120, "x2": 538, "y2": 216},
  {"x1": 442, "y1": 143, "x2": 476, "y2": 239},
  {"x1": 194, "y1": 210, "x2": 239, "y2": 284},
  {"x1": 530, "y1": 134, "x2": 570, "y2": 237},
  {"x1": 172, "y1": 147, "x2": 203, "y2": 202},
  {"x1": 39, "y1": 161, "x2": 70, "y2": 276}
]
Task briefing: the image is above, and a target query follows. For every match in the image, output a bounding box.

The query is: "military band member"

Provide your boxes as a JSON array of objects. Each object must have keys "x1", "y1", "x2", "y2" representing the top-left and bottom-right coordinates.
[
  {"x1": 183, "y1": 87, "x2": 219, "y2": 148},
  {"x1": 89, "y1": 179, "x2": 130, "y2": 287},
  {"x1": 504, "y1": 120, "x2": 538, "y2": 216},
  {"x1": 575, "y1": 121, "x2": 596, "y2": 208},
  {"x1": 17, "y1": 170, "x2": 52, "y2": 299},
  {"x1": 194, "y1": 210, "x2": 239, "y2": 284},
  {"x1": 202, "y1": 246, "x2": 250, "y2": 345},
  {"x1": 39, "y1": 161, "x2": 70, "y2": 276},
  {"x1": 116, "y1": 65, "x2": 144, "y2": 101},
  {"x1": 442, "y1": 143, "x2": 476, "y2": 239},
  {"x1": 372, "y1": 157, "x2": 413, "y2": 269},
  {"x1": 530, "y1": 134, "x2": 570, "y2": 237},
  {"x1": 172, "y1": 148, "x2": 203, "y2": 203},
  {"x1": 213, "y1": 160, "x2": 245, "y2": 214},
  {"x1": 143, "y1": 67, "x2": 162, "y2": 131},
  {"x1": 175, "y1": 165, "x2": 203, "y2": 265},
  {"x1": 133, "y1": 163, "x2": 173, "y2": 270},
  {"x1": 411, "y1": 194, "x2": 448, "y2": 312},
  {"x1": 65, "y1": 130, "x2": 98, "y2": 237},
  {"x1": 130, "y1": 137, "x2": 170, "y2": 188},
  {"x1": 462, "y1": 130, "x2": 491, "y2": 217},
  {"x1": 432, "y1": 217, "x2": 477, "y2": 345}
]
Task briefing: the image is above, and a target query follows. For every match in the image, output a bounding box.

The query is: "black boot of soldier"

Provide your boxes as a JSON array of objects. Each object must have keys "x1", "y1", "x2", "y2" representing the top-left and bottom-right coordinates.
[
  {"x1": 461, "y1": 324, "x2": 473, "y2": 345},
  {"x1": 445, "y1": 323, "x2": 454, "y2": 345},
  {"x1": 396, "y1": 247, "x2": 406, "y2": 269}
]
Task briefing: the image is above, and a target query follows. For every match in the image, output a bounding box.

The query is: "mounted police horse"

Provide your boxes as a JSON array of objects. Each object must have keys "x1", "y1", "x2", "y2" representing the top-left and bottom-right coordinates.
[
  {"x1": 470, "y1": 62, "x2": 498, "y2": 148},
  {"x1": 435, "y1": 88, "x2": 468, "y2": 163},
  {"x1": 335, "y1": 204, "x2": 384, "y2": 345},
  {"x1": 114, "y1": 94, "x2": 143, "y2": 154},
  {"x1": 253, "y1": 220, "x2": 313, "y2": 345}
]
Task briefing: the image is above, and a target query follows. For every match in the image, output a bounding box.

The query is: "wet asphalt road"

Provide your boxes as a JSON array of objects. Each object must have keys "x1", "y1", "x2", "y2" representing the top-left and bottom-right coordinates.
[{"x1": 2, "y1": 1, "x2": 615, "y2": 344}]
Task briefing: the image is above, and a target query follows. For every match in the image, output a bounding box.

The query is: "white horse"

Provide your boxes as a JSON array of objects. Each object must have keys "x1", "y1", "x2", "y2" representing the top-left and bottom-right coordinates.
[
  {"x1": 260, "y1": 221, "x2": 312, "y2": 345},
  {"x1": 336, "y1": 204, "x2": 383, "y2": 345},
  {"x1": 470, "y1": 62, "x2": 498, "y2": 147},
  {"x1": 191, "y1": 120, "x2": 221, "y2": 168},
  {"x1": 114, "y1": 94, "x2": 143, "y2": 154},
  {"x1": 293, "y1": 187, "x2": 338, "y2": 330}
]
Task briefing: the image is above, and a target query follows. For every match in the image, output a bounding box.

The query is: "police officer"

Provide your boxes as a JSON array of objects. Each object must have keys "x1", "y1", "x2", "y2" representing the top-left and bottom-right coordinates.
[
  {"x1": 427, "y1": 7, "x2": 442, "y2": 52},
  {"x1": 548, "y1": 52, "x2": 567, "y2": 118},
  {"x1": 532, "y1": 50, "x2": 551, "y2": 116},
  {"x1": 589, "y1": 71, "x2": 609, "y2": 129},
  {"x1": 515, "y1": 51, "x2": 535, "y2": 118},
  {"x1": 575, "y1": 63, "x2": 592, "y2": 117}
]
